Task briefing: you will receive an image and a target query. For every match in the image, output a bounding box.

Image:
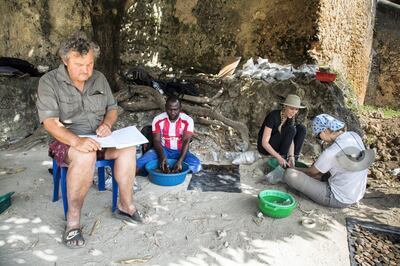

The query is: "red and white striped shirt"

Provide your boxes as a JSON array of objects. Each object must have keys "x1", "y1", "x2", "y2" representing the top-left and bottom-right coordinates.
[{"x1": 152, "y1": 112, "x2": 194, "y2": 150}]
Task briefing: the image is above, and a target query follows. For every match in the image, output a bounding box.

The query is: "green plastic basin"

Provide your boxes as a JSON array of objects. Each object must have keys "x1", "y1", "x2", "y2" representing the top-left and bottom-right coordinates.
[
  {"x1": 258, "y1": 190, "x2": 296, "y2": 218},
  {"x1": 267, "y1": 158, "x2": 308, "y2": 171}
]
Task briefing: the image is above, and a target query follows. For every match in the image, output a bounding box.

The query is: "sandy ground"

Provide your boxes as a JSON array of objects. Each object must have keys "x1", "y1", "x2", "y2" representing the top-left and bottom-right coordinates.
[{"x1": 0, "y1": 144, "x2": 399, "y2": 266}]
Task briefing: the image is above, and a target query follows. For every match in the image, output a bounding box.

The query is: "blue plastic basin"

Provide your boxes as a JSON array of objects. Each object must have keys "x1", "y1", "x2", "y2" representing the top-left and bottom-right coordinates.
[{"x1": 145, "y1": 159, "x2": 190, "y2": 186}]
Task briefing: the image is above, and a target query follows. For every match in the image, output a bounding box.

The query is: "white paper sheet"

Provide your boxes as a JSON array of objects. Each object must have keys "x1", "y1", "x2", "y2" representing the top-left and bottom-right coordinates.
[{"x1": 80, "y1": 126, "x2": 149, "y2": 149}]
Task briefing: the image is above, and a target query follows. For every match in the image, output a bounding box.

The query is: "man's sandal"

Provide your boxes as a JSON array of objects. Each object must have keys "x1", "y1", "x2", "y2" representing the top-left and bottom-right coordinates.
[
  {"x1": 113, "y1": 209, "x2": 145, "y2": 224},
  {"x1": 62, "y1": 228, "x2": 85, "y2": 249}
]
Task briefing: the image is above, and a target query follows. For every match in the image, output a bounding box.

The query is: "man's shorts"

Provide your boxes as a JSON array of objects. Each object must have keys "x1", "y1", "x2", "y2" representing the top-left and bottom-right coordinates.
[{"x1": 49, "y1": 140, "x2": 106, "y2": 165}]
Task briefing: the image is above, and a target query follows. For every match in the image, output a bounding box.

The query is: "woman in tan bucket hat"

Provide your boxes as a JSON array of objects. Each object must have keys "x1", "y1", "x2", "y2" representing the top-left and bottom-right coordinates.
[{"x1": 257, "y1": 94, "x2": 306, "y2": 168}]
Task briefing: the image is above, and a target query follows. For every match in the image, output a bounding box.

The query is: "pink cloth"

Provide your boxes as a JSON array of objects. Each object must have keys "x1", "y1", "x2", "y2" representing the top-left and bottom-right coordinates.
[{"x1": 49, "y1": 140, "x2": 106, "y2": 165}]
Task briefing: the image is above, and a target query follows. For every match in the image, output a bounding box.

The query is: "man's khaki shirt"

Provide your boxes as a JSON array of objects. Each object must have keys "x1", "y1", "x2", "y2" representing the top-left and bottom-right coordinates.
[{"x1": 36, "y1": 64, "x2": 118, "y2": 135}]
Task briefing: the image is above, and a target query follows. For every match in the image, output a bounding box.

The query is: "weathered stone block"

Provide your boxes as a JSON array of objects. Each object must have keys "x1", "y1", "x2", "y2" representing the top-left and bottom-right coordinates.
[{"x1": 0, "y1": 77, "x2": 39, "y2": 146}]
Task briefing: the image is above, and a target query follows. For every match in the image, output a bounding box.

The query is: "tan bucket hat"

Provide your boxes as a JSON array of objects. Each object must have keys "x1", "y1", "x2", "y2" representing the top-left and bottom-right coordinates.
[
  {"x1": 282, "y1": 94, "x2": 306, "y2": 109},
  {"x1": 336, "y1": 147, "x2": 376, "y2": 172}
]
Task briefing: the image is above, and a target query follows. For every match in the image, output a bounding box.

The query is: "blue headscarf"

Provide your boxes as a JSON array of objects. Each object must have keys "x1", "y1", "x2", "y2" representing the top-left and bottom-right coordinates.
[{"x1": 312, "y1": 114, "x2": 345, "y2": 136}]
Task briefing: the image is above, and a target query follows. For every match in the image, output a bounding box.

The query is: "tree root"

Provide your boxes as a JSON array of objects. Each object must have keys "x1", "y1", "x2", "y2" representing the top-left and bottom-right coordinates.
[
  {"x1": 120, "y1": 100, "x2": 159, "y2": 111},
  {"x1": 2, "y1": 127, "x2": 48, "y2": 151},
  {"x1": 182, "y1": 104, "x2": 249, "y2": 151},
  {"x1": 180, "y1": 87, "x2": 224, "y2": 105}
]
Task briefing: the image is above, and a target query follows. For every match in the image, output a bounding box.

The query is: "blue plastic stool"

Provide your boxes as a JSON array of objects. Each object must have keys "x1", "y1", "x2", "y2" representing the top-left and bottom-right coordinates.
[{"x1": 52, "y1": 159, "x2": 119, "y2": 219}]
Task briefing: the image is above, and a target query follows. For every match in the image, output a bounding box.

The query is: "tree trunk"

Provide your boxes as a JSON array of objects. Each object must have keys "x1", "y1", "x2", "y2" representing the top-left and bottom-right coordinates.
[{"x1": 84, "y1": 0, "x2": 127, "y2": 92}]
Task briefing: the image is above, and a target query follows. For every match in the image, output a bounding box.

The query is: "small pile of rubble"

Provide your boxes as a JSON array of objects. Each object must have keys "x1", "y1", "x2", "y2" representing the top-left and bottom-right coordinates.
[
  {"x1": 363, "y1": 124, "x2": 400, "y2": 163},
  {"x1": 235, "y1": 57, "x2": 317, "y2": 82},
  {"x1": 359, "y1": 111, "x2": 400, "y2": 190},
  {"x1": 350, "y1": 224, "x2": 400, "y2": 265}
]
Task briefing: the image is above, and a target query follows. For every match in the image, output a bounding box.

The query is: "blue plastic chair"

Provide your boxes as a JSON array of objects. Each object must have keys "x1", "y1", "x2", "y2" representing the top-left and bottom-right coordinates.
[{"x1": 52, "y1": 159, "x2": 119, "y2": 219}]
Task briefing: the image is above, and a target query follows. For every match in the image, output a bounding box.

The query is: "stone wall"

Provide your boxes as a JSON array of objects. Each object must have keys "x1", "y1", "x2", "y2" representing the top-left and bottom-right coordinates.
[
  {"x1": 121, "y1": 0, "x2": 318, "y2": 72},
  {"x1": 1, "y1": 0, "x2": 319, "y2": 72},
  {"x1": 0, "y1": 0, "x2": 377, "y2": 104},
  {"x1": 310, "y1": 0, "x2": 376, "y2": 104},
  {"x1": 365, "y1": 0, "x2": 400, "y2": 108},
  {"x1": 220, "y1": 77, "x2": 361, "y2": 140},
  {"x1": 121, "y1": 0, "x2": 376, "y2": 105},
  {"x1": 0, "y1": 0, "x2": 386, "y2": 147},
  {"x1": 0, "y1": 0, "x2": 91, "y2": 69},
  {"x1": 0, "y1": 77, "x2": 39, "y2": 147}
]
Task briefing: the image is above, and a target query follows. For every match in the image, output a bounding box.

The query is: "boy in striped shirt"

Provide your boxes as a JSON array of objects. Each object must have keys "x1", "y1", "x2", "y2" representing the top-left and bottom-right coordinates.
[{"x1": 137, "y1": 95, "x2": 201, "y2": 174}]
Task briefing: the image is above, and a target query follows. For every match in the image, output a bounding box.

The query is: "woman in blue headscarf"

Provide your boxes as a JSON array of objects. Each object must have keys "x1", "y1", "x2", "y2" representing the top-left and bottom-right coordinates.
[{"x1": 282, "y1": 114, "x2": 375, "y2": 208}]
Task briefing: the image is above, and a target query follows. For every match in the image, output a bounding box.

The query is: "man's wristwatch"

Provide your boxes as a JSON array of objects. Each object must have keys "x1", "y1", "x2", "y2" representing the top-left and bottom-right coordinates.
[{"x1": 103, "y1": 122, "x2": 111, "y2": 129}]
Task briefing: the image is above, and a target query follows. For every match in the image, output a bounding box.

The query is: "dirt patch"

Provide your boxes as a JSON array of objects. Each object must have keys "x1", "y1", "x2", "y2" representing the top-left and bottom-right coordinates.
[{"x1": 0, "y1": 142, "x2": 399, "y2": 265}]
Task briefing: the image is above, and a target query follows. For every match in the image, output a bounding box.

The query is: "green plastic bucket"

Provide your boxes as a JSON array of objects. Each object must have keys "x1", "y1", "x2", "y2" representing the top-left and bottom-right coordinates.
[
  {"x1": 267, "y1": 158, "x2": 308, "y2": 171},
  {"x1": 0, "y1": 192, "x2": 14, "y2": 214},
  {"x1": 258, "y1": 190, "x2": 296, "y2": 218}
]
